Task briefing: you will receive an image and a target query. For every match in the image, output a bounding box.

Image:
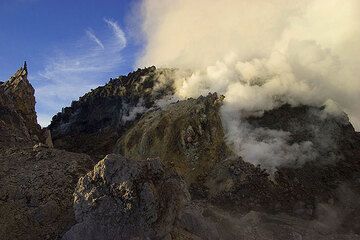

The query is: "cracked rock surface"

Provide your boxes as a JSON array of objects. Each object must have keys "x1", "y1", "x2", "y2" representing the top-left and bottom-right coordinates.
[
  {"x1": 0, "y1": 147, "x2": 92, "y2": 240},
  {"x1": 63, "y1": 154, "x2": 189, "y2": 240}
]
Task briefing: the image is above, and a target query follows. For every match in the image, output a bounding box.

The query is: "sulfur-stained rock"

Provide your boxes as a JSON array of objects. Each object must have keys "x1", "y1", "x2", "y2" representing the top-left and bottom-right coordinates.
[{"x1": 116, "y1": 93, "x2": 231, "y2": 187}]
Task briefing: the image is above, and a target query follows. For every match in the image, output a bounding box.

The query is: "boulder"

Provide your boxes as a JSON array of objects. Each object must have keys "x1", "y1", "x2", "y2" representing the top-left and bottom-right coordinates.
[{"x1": 63, "y1": 154, "x2": 189, "y2": 240}]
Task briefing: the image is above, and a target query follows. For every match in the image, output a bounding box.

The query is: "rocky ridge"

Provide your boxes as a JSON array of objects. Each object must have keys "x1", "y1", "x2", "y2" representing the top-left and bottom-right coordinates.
[
  {"x1": 49, "y1": 66, "x2": 177, "y2": 159},
  {"x1": 115, "y1": 93, "x2": 231, "y2": 187},
  {"x1": 0, "y1": 65, "x2": 93, "y2": 240},
  {"x1": 0, "y1": 62, "x2": 44, "y2": 149},
  {"x1": 1, "y1": 64, "x2": 360, "y2": 239}
]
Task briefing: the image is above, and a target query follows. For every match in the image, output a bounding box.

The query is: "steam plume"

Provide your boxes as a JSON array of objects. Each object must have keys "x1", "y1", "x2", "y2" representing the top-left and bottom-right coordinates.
[{"x1": 136, "y1": 0, "x2": 360, "y2": 169}]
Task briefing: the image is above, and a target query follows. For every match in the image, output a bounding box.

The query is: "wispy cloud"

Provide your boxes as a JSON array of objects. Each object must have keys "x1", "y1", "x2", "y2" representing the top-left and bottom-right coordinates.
[
  {"x1": 104, "y1": 18, "x2": 127, "y2": 48},
  {"x1": 33, "y1": 19, "x2": 126, "y2": 127},
  {"x1": 86, "y1": 29, "x2": 105, "y2": 49}
]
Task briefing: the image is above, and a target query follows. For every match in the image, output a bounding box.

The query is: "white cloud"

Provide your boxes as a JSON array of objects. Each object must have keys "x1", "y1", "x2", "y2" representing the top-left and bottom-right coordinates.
[
  {"x1": 138, "y1": 0, "x2": 360, "y2": 170},
  {"x1": 33, "y1": 19, "x2": 127, "y2": 127},
  {"x1": 86, "y1": 29, "x2": 105, "y2": 49},
  {"x1": 104, "y1": 18, "x2": 127, "y2": 48}
]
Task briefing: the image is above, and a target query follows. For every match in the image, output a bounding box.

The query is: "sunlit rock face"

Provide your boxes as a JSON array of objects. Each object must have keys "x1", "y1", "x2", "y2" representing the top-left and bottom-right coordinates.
[
  {"x1": 49, "y1": 66, "x2": 177, "y2": 160},
  {"x1": 115, "y1": 93, "x2": 231, "y2": 187},
  {"x1": 62, "y1": 154, "x2": 189, "y2": 240}
]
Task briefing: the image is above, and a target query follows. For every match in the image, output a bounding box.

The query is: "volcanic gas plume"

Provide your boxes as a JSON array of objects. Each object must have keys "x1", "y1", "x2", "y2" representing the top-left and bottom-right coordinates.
[{"x1": 136, "y1": 0, "x2": 360, "y2": 170}]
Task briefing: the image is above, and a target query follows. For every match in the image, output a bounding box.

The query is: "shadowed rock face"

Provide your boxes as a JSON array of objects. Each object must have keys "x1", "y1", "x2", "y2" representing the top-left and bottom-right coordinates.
[
  {"x1": 0, "y1": 147, "x2": 92, "y2": 240},
  {"x1": 116, "y1": 92, "x2": 360, "y2": 221},
  {"x1": 62, "y1": 154, "x2": 360, "y2": 240},
  {"x1": 63, "y1": 154, "x2": 189, "y2": 240},
  {"x1": 1, "y1": 63, "x2": 40, "y2": 136},
  {"x1": 247, "y1": 104, "x2": 358, "y2": 163},
  {"x1": 0, "y1": 65, "x2": 93, "y2": 240},
  {"x1": 0, "y1": 64, "x2": 42, "y2": 149},
  {"x1": 2, "y1": 65, "x2": 360, "y2": 239},
  {"x1": 49, "y1": 67, "x2": 177, "y2": 160}
]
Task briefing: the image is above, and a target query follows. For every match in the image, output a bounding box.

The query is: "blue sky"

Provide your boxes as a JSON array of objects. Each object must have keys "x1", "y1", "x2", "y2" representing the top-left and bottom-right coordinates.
[{"x1": 0, "y1": 0, "x2": 143, "y2": 126}]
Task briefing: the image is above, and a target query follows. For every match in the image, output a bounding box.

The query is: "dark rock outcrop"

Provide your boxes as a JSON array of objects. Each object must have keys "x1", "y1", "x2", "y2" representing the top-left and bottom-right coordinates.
[
  {"x1": 1, "y1": 62, "x2": 41, "y2": 136},
  {"x1": 116, "y1": 92, "x2": 360, "y2": 218},
  {"x1": 0, "y1": 63, "x2": 43, "y2": 149},
  {"x1": 63, "y1": 154, "x2": 189, "y2": 240},
  {"x1": 2, "y1": 64, "x2": 360, "y2": 239},
  {"x1": 49, "y1": 67, "x2": 177, "y2": 160},
  {"x1": 62, "y1": 155, "x2": 360, "y2": 240},
  {"x1": 0, "y1": 65, "x2": 93, "y2": 240},
  {"x1": 247, "y1": 104, "x2": 358, "y2": 163},
  {"x1": 174, "y1": 204, "x2": 360, "y2": 240},
  {"x1": 0, "y1": 146, "x2": 93, "y2": 240}
]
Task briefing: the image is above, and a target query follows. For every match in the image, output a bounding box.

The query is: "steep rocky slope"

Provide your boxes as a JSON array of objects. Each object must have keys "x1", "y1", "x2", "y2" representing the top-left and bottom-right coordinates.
[
  {"x1": 64, "y1": 154, "x2": 360, "y2": 240},
  {"x1": 116, "y1": 92, "x2": 360, "y2": 215},
  {"x1": 0, "y1": 63, "x2": 44, "y2": 149},
  {"x1": 0, "y1": 65, "x2": 93, "y2": 240},
  {"x1": 2, "y1": 64, "x2": 360, "y2": 239},
  {"x1": 115, "y1": 93, "x2": 231, "y2": 186},
  {"x1": 49, "y1": 67, "x2": 177, "y2": 159}
]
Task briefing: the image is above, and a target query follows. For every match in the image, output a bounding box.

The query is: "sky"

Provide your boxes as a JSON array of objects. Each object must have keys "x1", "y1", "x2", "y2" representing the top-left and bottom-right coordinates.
[
  {"x1": 1, "y1": 0, "x2": 359, "y2": 133},
  {"x1": 0, "y1": 0, "x2": 142, "y2": 126}
]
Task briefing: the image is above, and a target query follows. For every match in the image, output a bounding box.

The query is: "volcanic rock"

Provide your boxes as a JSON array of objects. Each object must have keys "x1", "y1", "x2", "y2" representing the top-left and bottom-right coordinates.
[
  {"x1": 0, "y1": 65, "x2": 93, "y2": 240},
  {"x1": 0, "y1": 147, "x2": 92, "y2": 240},
  {"x1": 63, "y1": 154, "x2": 189, "y2": 240},
  {"x1": 2, "y1": 64, "x2": 360, "y2": 239},
  {"x1": 117, "y1": 90, "x2": 360, "y2": 217},
  {"x1": 0, "y1": 63, "x2": 43, "y2": 149},
  {"x1": 49, "y1": 67, "x2": 178, "y2": 160},
  {"x1": 1, "y1": 62, "x2": 41, "y2": 136},
  {"x1": 115, "y1": 92, "x2": 232, "y2": 188}
]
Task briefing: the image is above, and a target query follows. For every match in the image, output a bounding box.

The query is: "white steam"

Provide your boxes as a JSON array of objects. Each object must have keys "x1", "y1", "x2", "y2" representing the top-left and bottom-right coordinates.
[{"x1": 137, "y1": 0, "x2": 360, "y2": 169}]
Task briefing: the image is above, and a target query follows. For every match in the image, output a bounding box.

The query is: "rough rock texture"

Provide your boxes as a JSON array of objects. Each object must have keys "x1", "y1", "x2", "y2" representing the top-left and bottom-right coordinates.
[
  {"x1": 0, "y1": 63, "x2": 43, "y2": 149},
  {"x1": 0, "y1": 65, "x2": 93, "y2": 240},
  {"x1": 247, "y1": 105, "x2": 360, "y2": 212},
  {"x1": 49, "y1": 67, "x2": 177, "y2": 160},
  {"x1": 173, "y1": 203, "x2": 360, "y2": 240},
  {"x1": 62, "y1": 155, "x2": 360, "y2": 240},
  {"x1": 1, "y1": 62, "x2": 41, "y2": 136},
  {"x1": 2, "y1": 64, "x2": 360, "y2": 239},
  {"x1": 0, "y1": 147, "x2": 92, "y2": 240},
  {"x1": 115, "y1": 93, "x2": 231, "y2": 187},
  {"x1": 63, "y1": 154, "x2": 189, "y2": 240},
  {"x1": 116, "y1": 93, "x2": 360, "y2": 218},
  {"x1": 201, "y1": 105, "x2": 360, "y2": 218},
  {"x1": 247, "y1": 104, "x2": 358, "y2": 164}
]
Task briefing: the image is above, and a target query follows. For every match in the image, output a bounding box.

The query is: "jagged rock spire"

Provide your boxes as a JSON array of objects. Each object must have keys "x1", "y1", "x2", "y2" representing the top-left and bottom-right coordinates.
[{"x1": 1, "y1": 62, "x2": 41, "y2": 139}]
